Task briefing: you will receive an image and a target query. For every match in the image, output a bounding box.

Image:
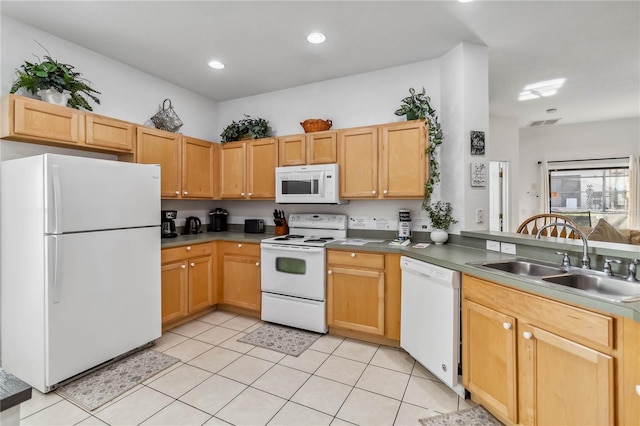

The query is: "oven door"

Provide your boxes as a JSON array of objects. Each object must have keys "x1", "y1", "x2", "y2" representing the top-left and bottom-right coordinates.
[{"x1": 260, "y1": 243, "x2": 325, "y2": 300}]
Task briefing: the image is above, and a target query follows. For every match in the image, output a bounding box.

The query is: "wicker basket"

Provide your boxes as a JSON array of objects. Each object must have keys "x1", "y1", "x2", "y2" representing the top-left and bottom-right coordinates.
[{"x1": 300, "y1": 119, "x2": 332, "y2": 133}]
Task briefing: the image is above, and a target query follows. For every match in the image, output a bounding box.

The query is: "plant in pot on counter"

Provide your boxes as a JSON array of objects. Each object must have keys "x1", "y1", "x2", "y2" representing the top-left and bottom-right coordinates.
[
  {"x1": 10, "y1": 45, "x2": 101, "y2": 111},
  {"x1": 220, "y1": 114, "x2": 270, "y2": 142},
  {"x1": 425, "y1": 201, "x2": 457, "y2": 245},
  {"x1": 394, "y1": 87, "x2": 444, "y2": 207}
]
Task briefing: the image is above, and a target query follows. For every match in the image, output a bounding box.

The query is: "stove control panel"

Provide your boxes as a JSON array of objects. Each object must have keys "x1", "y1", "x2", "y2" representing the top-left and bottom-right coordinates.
[{"x1": 288, "y1": 214, "x2": 347, "y2": 230}]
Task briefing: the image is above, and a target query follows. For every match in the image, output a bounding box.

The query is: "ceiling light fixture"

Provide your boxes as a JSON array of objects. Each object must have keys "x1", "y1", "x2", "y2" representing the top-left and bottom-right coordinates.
[
  {"x1": 307, "y1": 32, "x2": 326, "y2": 44},
  {"x1": 518, "y1": 78, "x2": 566, "y2": 101},
  {"x1": 458, "y1": 0, "x2": 474, "y2": 3},
  {"x1": 208, "y1": 60, "x2": 225, "y2": 70}
]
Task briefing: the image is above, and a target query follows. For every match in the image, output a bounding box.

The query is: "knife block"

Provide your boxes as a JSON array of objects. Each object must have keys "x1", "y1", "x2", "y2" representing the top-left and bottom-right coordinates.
[{"x1": 275, "y1": 218, "x2": 289, "y2": 236}]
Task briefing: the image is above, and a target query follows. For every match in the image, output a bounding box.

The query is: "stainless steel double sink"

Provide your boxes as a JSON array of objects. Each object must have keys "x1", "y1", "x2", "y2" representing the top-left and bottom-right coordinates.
[{"x1": 467, "y1": 259, "x2": 640, "y2": 303}]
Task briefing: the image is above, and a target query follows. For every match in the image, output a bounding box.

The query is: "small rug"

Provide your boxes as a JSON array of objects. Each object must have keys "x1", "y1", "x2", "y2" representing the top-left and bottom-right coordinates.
[
  {"x1": 419, "y1": 406, "x2": 503, "y2": 426},
  {"x1": 237, "y1": 323, "x2": 322, "y2": 356},
  {"x1": 56, "y1": 349, "x2": 179, "y2": 411}
]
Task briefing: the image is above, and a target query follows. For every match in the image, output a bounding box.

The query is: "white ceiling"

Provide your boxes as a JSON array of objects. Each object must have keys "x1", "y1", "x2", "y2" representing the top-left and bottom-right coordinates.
[{"x1": 1, "y1": 1, "x2": 638, "y2": 127}]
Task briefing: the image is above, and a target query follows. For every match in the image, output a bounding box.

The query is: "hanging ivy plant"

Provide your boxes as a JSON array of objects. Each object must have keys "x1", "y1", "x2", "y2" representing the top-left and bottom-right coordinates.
[{"x1": 394, "y1": 87, "x2": 443, "y2": 208}]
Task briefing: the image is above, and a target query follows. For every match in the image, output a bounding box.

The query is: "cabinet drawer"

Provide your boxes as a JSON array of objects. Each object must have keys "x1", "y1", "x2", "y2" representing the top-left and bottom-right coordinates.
[
  {"x1": 462, "y1": 274, "x2": 614, "y2": 350},
  {"x1": 222, "y1": 241, "x2": 260, "y2": 257},
  {"x1": 162, "y1": 243, "x2": 213, "y2": 263},
  {"x1": 327, "y1": 250, "x2": 385, "y2": 270}
]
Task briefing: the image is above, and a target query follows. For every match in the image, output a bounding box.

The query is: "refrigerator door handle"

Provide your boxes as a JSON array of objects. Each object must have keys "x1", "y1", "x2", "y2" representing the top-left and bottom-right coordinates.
[
  {"x1": 50, "y1": 236, "x2": 62, "y2": 304},
  {"x1": 51, "y1": 165, "x2": 63, "y2": 234}
]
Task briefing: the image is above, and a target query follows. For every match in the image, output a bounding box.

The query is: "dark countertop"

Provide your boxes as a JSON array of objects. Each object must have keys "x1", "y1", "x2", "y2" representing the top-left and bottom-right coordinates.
[
  {"x1": 162, "y1": 232, "x2": 640, "y2": 322},
  {"x1": 0, "y1": 369, "x2": 31, "y2": 412}
]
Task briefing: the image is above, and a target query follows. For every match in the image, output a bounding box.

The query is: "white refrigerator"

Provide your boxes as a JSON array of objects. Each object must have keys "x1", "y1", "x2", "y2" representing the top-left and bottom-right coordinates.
[{"x1": 1, "y1": 154, "x2": 161, "y2": 393}]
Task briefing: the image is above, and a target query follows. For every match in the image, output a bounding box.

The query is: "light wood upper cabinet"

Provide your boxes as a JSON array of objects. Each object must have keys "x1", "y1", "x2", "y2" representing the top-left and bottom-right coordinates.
[
  {"x1": 279, "y1": 134, "x2": 306, "y2": 166},
  {"x1": 248, "y1": 138, "x2": 278, "y2": 199},
  {"x1": 379, "y1": 121, "x2": 427, "y2": 198},
  {"x1": 2, "y1": 94, "x2": 84, "y2": 145},
  {"x1": 85, "y1": 114, "x2": 135, "y2": 152},
  {"x1": 137, "y1": 127, "x2": 181, "y2": 198},
  {"x1": 338, "y1": 127, "x2": 379, "y2": 198},
  {"x1": 462, "y1": 274, "x2": 616, "y2": 426},
  {"x1": 220, "y1": 139, "x2": 277, "y2": 199},
  {"x1": 182, "y1": 136, "x2": 215, "y2": 198}
]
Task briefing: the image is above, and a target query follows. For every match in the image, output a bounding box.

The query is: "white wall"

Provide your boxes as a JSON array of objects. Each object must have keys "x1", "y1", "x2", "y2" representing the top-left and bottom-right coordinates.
[
  {"x1": 517, "y1": 117, "x2": 640, "y2": 224},
  {"x1": 489, "y1": 115, "x2": 520, "y2": 231},
  {"x1": 1, "y1": 16, "x2": 218, "y2": 141}
]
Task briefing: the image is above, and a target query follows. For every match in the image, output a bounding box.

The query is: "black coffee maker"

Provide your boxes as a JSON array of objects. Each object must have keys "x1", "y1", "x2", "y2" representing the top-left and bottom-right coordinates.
[
  {"x1": 208, "y1": 208, "x2": 228, "y2": 232},
  {"x1": 161, "y1": 210, "x2": 178, "y2": 238}
]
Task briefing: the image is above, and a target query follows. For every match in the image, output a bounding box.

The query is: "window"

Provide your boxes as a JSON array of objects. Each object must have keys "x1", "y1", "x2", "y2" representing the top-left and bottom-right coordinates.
[{"x1": 548, "y1": 163, "x2": 629, "y2": 229}]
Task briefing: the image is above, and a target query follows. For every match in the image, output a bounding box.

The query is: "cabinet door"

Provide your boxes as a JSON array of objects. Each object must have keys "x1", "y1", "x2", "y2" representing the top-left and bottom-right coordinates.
[
  {"x1": 137, "y1": 127, "x2": 181, "y2": 198},
  {"x1": 307, "y1": 131, "x2": 337, "y2": 164},
  {"x1": 85, "y1": 114, "x2": 135, "y2": 152},
  {"x1": 182, "y1": 136, "x2": 214, "y2": 198},
  {"x1": 379, "y1": 121, "x2": 426, "y2": 198},
  {"x1": 338, "y1": 127, "x2": 378, "y2": 198},
  {"x1": 161, "y1": 261, "x2": 188, "y2": 324},
  {"x1": 327, "y1": 266, "x2": 385, "y2": 335},
  {"x1": 462, "y1": 300, "x2": 518, "y2": 423},
  {"x1": 188, "y1": 255, "x2": 214, "y2": 312},
  {"x1": 222, "y1": 255, "x2": 261, "y2": 311},
  {"x1": 518, "y1": 325, "x2": 614, "y2": 426},
  {"x1": 220, "y1": 142, "x2": 247, "y2": 199},
  {"x1": 247, "y1": 138, "x2": 278, "y2": 199},
  {"x1": 12, "y1": 95, "x2": 84, "y2": 144},
  {"x1": 279, "y1": 134, "x2": 306, "y2": 166}
]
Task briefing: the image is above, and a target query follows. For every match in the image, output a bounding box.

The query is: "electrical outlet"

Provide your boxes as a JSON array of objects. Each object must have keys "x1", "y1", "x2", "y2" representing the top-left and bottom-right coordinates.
[
  {"x1": 486, "y1": 240, "x2": 501, "y2": 251},
  {"x1": 501, "y1": 242, "x2": 517, "y2": 255},
  {"x1": 475, "y1": 208, "x2": 484, "y2": 223}
]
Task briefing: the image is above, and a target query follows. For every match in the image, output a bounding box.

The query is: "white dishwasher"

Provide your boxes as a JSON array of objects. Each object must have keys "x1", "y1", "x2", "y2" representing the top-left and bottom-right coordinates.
[{"x1": 400, "y1": 256, "x2": 465, "y2": 397}]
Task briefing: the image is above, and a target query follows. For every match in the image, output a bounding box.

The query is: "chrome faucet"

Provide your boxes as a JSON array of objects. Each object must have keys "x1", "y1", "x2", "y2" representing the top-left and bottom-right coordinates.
[
  {"x1": 603, "y1": 258, "x2": 621, "y2": 276},
  {"x1": 536, "y1": 222, "x2": 591, "y2": 269},
  {"x1": 627, "y1": 259, "x2": 639, "y2": 282}
]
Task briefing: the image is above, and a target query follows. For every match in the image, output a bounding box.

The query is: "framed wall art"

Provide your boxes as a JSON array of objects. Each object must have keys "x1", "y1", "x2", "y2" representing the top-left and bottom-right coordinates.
[{"x1": 470, "y1": 130, "x2": 485, "y2": 155}]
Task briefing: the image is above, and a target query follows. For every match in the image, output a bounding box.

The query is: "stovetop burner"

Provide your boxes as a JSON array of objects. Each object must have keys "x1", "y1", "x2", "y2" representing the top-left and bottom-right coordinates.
[
  {"x1": 273, "y1": 234, "x2": 305, "y2": 241},
  {"x1": 304, "y1": 237, "x2": 334, "y2": 243}
]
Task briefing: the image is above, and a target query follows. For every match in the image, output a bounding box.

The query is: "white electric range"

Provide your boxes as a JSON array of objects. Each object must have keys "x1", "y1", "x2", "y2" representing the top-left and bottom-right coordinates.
[{"x1": 260, "y1": 214, "x2": 348, "y2": 333}]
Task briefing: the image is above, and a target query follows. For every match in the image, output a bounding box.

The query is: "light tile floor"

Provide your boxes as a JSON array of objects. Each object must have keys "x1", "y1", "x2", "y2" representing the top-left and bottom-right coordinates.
[{"x1": 18, "y1": 311, "x2": 475, "y2": 425}]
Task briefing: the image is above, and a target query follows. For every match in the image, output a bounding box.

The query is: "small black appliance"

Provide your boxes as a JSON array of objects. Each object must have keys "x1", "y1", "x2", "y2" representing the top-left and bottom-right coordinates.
[
  {"x1": 208, "y1": 208, "x2": 229, "y2": 232},
  {"x1": 161, "y1": 210, "x2": 178, "y2": 238},
  {"x1": 244, "y1": 219, "x2": 265, "y2": 233},
  {"x1": 184, "y1": 216, "x2": 202, "y2": 234}
]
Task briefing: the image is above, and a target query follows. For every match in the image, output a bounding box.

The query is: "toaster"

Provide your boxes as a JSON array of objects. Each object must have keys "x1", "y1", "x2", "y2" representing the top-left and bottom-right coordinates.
[{"x1": 244, "y1": 219, "x2": 265, "y2": 233}]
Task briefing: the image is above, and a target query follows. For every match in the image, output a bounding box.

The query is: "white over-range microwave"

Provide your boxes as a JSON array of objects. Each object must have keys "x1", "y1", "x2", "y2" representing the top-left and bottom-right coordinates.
[{"x1": 275, "y1": 163, "x2": 346, "y2": 204}]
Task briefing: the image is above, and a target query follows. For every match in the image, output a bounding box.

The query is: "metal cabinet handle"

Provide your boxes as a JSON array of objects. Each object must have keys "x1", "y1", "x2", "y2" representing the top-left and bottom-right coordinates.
[
  {"x1": 523, "y1": 331, "x2": 533, "y2": 340},
  {"x1": 190, "y1": 262, "x2": 195, "y2": 267},
  {"x1": 372, "y1": 190, "x2": 376, "y2": 195},
  {"x1": 248, "y1": 192, "x2": 252, "y2": 196},
  {"x1": 351, "y1": 253, "x2": 356, "y2": 258},
  {"x1": 256, "y1": 262, "x2": 260, "y2": 267},
  {"x1": 183, "y1": 191, "x2": 188, "y2": 195},
  {"x1": 175, "y1": 190, "x2": 180, "y2": 195},
  {"x1": 328, "y1": 270, "x2": 333, "y2": 275},
  {"x1": 238, "y1": 244, "x2": 242, "y2": 248},
  {"x1": 186, "y1": 246, "x2": 191, "y2": 251},
  {"x1": 241, "y1": 192, "x2": 245, "y2": 196},
  {"x1": 383, "y1": 189, "x2": 388, "y2": 194},
  {"x1": 181, "y1": 264, "x2": 186, "y2": 269},
  {"x1": 503, "y1": 322, "x2": 512, "y2": 330}
]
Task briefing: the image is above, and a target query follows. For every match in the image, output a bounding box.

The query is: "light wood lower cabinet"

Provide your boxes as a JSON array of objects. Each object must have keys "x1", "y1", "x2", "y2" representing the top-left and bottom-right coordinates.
[
  {"x1": 161, "y1": 243, "x2": 215, "y2": 326},
  {"x1": 221, "y1": 242, "x2": 261, "y2": 311},
  {"x1": 327, "y1": 250, "x2": 401, "y2": 340},
  {"x1": 462, "y1": 274, "x2": 615, "y2": 425}
]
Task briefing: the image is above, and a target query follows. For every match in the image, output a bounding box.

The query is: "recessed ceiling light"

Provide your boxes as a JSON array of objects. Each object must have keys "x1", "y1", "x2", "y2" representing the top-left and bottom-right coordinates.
[
  {"x1": 307, "y1": 32, "x2": 326, "y2": 44},
  {"x1": 518, "y1": 78, "x2": 566, "y2": 101},
  {"x1": 208, "y1": 60, "x2": 225, "y2": 70},
  {"x1": 458, "y1": 0, "x2": 474, "y2": 3}
]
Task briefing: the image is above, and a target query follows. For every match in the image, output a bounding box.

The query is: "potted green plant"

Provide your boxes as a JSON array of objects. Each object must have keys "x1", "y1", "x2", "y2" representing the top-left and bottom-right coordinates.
[
  {"x1": 425, "y1": 201, "x2": 458, "y2": 245},
  {"x1": 10, "y1": 51, "x2": 100, "y2": 111},
  {"x1": 220, "y1": 114, "x2": 270, "y2": 142},
  {"x1": 394, "y1": 87, "x2": 444, "y2": 207}
]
